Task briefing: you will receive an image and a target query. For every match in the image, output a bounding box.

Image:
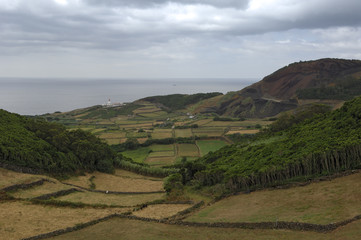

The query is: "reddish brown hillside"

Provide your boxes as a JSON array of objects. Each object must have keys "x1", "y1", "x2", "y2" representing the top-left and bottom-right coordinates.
[
  {"x1": 245, "y1": 58, "x2": 361, "y2": 100},
  {"x1": 195, "y1": 58, "x2": 361, "y2": 118}
]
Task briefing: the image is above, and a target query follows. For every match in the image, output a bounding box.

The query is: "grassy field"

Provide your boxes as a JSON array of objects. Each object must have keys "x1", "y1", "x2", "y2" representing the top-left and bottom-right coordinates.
[
  {"x1": 113, "y1": 169, "x2": 163, "y2": 181},
  {"x1": 145, "y1": 157, "x2": 176, "y2": 166},
  {"x1": 64, "y1": 172, "x2": 164, "y2": 192},
  {"x1": 132, "y1": 204, "x2": 192, "y2": 219},
  {"x1": 0, "y1": 201, "x2": 130, "y2": 240},
  {"x1": 0, "y1": 168, "x2": 45, "y2": 189},
  {"x1": 150, "y1": 144, "x2": 175, "y2": 152},
  {"x1": 192, "y1": 128, "x2": 225, "y2": 137},
  {"x1": 121, "y1": 147, "x2": 151, "y2": 163},
  {"x1": 226, "y1": 129, "x2": 260, "y2": 135},
  {"x1": 56, "y1": 191, "x2": 165, "y2": 206},
  {"x1": 174, "y1": 129, "x2": 193, "y2": 138},
  {"x1": 196, "y1": 140, "x2": 228, "y2": 157},
  {"x1": 186, "y1": 172, "x2": 361, "y2": 225},
  {"x1": 47, "y1": 217, "x2": 361, "y2": 240},
  {"x1": 151, "y1": 129, "x2": 173, "y2": 139},
  {"x1": 10, "y1": 181, "x2": 72, "y2": 199},
  {"x1": 177, "y1": 144, "x2": 199, "y2": 157},
  {"x1": 148, "y1": 151, "x2": 175, "y2": 157}
]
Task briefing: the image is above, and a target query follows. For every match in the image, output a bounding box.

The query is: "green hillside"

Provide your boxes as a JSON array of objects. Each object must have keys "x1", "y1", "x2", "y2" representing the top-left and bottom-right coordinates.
[
  {"x1": 141, "y1": 92, "x2": 223, "y2": 111},
  {"x1": 181, "y1": 95, "x2": 361, "y2": 193},
  {"x1": 0, "y1": 109, "x2": 117, "y2": 174}
]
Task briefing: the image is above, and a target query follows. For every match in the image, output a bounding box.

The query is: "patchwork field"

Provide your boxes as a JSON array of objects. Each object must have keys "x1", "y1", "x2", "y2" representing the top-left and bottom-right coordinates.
[{"x1": 186, "y1": 172, "x2": 361, "y2": 225}]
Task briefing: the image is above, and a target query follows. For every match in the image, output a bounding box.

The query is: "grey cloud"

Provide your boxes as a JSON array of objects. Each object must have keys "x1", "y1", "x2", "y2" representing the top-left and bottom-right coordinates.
[{"x1": 84, "y1": 0, "x2": 250, "y2": 8}]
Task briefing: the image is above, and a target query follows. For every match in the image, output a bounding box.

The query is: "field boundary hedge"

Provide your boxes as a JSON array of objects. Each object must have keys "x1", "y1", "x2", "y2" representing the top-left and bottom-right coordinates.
[
  {"x1": 20, "y1": 211, "x2": 361, "y2": 240},
  {"x1": 21, "y1": 214, "x2": 119, "y2": 240},
  {"x1": 1, "y1": 178, "x2": 51, "y2": 192},
  {"x1": 119, "y1": 213, "x2": 361, "y2": 233},
  {"x1": 32, "y1": 188, "x2": 82, "y2": 200},
  {"x1": 0, "y1": 162, "x2": 44, "y2": 175},
  {"x1": 163, "y1": 201, "x2": 204, "y2": 221},
  {"x1": 61, "y1": 182, "x2": 165, "y2": 194}
]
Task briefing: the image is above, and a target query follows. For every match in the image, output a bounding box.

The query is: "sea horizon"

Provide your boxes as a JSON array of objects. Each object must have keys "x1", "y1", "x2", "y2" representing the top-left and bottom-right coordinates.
[{"x1": 0, "y1": 77, "x2": 258, "y2": 115}]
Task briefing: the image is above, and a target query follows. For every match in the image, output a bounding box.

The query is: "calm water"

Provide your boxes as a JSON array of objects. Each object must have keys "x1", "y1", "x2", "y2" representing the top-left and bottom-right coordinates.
[{"x1": 0, "y1": 78, "x2": 257, "y2": 115}]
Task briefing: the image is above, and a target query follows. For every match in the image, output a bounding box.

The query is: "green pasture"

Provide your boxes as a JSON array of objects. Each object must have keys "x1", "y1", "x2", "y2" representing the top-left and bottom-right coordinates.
[
  {"x1": 196, "y1": 140, "x2": 228, "y2": 156},
  {"x1": 122, "y1": 147, "x2": 150, "y2": 163}
]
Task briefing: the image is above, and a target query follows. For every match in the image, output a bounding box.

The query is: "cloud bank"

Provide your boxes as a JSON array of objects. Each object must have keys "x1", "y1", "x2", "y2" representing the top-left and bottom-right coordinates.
[{"x1": 0, "y1": 0, "x2": 361, "y2": 78}]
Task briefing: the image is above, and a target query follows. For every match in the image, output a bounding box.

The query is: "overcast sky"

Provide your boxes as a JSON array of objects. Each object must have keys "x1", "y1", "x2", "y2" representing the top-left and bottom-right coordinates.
[{"x1": 0, "y1": 0, "x2": 361, "y2": 79}]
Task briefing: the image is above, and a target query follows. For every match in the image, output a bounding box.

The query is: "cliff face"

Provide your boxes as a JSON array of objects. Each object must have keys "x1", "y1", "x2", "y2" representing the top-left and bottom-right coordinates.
[{"x1": 198, "y1": 58, "x2": 361, "y2": 118}]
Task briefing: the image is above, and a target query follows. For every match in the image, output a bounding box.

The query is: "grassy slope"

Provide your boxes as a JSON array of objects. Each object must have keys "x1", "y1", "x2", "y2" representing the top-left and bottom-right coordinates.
[
  {"x1": 48, "y1": 217, "x2": 361, "y2": 240},
  {"x1": 186, "y1": 172, "x2": 361, "y2": 224}
]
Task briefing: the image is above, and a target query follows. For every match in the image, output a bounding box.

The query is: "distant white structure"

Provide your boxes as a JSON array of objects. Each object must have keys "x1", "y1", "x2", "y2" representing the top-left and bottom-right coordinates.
[{"x1": 102, "y1": 99, "x2": 123, "y2": 108}]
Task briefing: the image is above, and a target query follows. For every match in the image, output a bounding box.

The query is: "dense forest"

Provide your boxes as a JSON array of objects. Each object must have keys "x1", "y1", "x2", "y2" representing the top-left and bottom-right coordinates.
[
  {"x1": 0, "y1": 109, "x2": 117, "y2": 175},
  {"x1": 179, "y1": 96, "x2": 361, "y2": 193}
]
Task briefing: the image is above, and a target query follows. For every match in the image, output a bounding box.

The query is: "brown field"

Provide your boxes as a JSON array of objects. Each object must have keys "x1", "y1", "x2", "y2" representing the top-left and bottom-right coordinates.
[
  {"x1": 102, "y1": 138, "x2": 122, "y2": 145},
  {"x1": 226, "y1": 129, "x2": 260, "y2": 135},
  {"x1": 10, "y1": 181, "x2": 72, "y2": 199},
  {"x1": 174, "y1": 129, "x2": 193, "y2": 138},
  {"x1": 148, "y1": 151, "x2": 175, "y2": 158},
  {"x1": 151, "y1": 129, "x2": 173, "y2": 139},
  {"x1": 64, "y1": 172, "x2": 164, "y2": 192},
  {"x1": 0, "y1": 201, "x2": 130, "y2": 240},
  {"x1": 190, "y1": 119, "x2": 213, "y2": 126},
  {"x1": 192, "y1": 129, "x2": 224, "y2": 137},
  {"x1": 98, "y1": 132, "x2": 126, "y2": 139},
  {"x1": 113, "y1": 169, "x2": 163, "y2": 181},
  {"x1": 177, "y1": 144, "x2": 199, "y2": 157},
  {"x1": 132, "y1": 204, "x2": 192, "y2": 219},
  {"x1": 56, "y1": 191, "x2": 165, "y2": 206},
  {"x1": 48, "y1": 217, "x2": 361, "y2": 240},
  {"x1": 145, "y1": 157, "x2": 176, "y2": 166},
  {"x1": 0, "y1": 168, "x2": 47, "y2": 189},
  {"x1": 186, "y1": 172, "x2": 361, "y2": 225}
]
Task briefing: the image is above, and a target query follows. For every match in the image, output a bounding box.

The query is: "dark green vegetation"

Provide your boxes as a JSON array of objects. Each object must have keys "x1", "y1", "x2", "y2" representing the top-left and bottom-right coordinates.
[
  {"x1": 178, "y1": 96, "x2": 361, "y2": 194},
  {"x1": 297, "y1": 76, "x2": 361, "y2": 100},
  {"x1": 0, "y1": 109, "x2": 117, "y2": 174},
  {"x1": 141, "y1": 92, "x2": 222, "y2": 111}
]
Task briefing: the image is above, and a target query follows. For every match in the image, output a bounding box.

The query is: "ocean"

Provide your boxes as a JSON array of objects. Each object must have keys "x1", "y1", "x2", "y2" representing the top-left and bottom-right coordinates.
[{"x1": 0, "y1": 78, "x2": 257, "y2": 115}]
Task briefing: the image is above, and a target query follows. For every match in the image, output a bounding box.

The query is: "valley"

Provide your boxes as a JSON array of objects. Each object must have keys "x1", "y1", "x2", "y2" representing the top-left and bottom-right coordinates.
[{"x1": 2, "y1": 58, "x2": 361, "y2": 239}]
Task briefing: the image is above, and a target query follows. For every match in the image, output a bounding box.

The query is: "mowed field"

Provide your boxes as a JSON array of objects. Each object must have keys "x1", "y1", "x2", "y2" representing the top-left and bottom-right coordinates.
[{"x1": 186, "y1": 172, "x2": 361, "y2": 225}]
